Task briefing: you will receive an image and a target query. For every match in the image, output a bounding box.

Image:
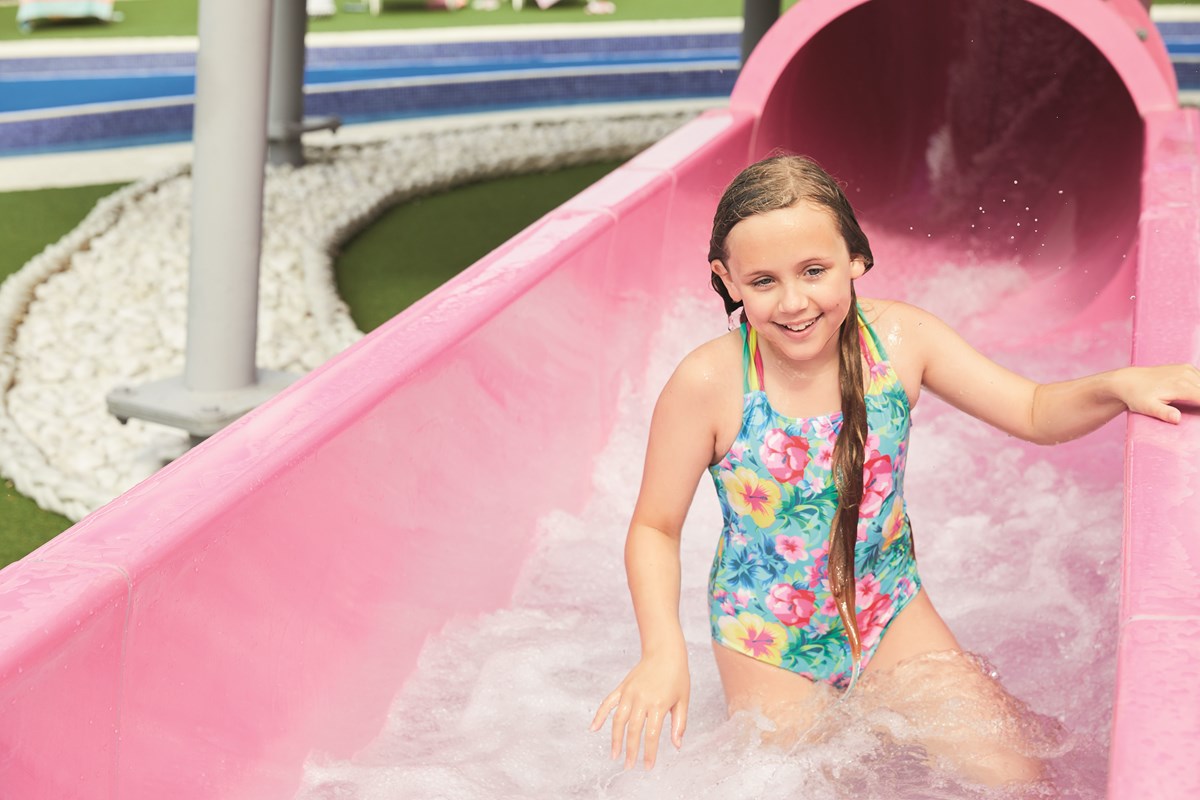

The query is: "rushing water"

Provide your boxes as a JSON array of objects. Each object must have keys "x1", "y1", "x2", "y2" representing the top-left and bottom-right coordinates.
[{"x1": 294, "y1": 250, "x2": 1129, "y2": 799}]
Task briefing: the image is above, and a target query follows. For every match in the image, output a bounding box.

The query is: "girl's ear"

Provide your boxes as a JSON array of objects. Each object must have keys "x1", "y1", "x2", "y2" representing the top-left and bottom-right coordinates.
[
  {"x1": 849, "y1": 256, "x2": 867, "y2": 279},
  {"x1": 712, "y1": 259, "x2": 742, "y2": 302}
]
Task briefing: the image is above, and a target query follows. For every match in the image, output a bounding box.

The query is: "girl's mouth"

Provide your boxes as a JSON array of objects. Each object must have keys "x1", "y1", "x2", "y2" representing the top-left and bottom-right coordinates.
[{"x1": 779, "y1": 315, "x2": 821, "y2": 334}]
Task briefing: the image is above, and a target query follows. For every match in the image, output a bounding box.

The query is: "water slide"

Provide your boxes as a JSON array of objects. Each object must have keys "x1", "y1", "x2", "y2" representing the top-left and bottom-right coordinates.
[{"x1": 1, "y1": 0, "x2": 1196, "y2": 797}]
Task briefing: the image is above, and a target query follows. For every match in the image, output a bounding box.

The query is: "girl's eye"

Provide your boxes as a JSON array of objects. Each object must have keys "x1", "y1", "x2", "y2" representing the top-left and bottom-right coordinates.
[
  {"x1": 805, "y1": 267, "x2": 826, "y2": 278},
  {"x1": 751, "y1": 277, "x2": 774, "y2": 287}
]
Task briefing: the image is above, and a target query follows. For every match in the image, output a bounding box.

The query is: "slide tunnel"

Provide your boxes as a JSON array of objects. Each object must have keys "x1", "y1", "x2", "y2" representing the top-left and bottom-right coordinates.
[{"x1": 0, "y1": 0, "x2": 1197, "y2": 797}]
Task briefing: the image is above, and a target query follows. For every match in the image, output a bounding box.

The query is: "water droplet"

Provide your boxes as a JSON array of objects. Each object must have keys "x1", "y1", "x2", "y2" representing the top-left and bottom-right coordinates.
[{"x1": 1129, "y1": 295, "x2": 1136, "y2": 300}]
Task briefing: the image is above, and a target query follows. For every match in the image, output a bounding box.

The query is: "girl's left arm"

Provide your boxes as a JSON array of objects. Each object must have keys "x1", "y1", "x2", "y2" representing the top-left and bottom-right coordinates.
[{"x1": 897, "y1": 304, "x2": 1200, "y2": 444}]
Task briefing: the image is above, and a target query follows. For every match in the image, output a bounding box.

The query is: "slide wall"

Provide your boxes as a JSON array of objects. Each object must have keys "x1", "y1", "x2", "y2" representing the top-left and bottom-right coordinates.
[{"x1": 0, "y1": 0, "x2": 1196, "y2": 797}]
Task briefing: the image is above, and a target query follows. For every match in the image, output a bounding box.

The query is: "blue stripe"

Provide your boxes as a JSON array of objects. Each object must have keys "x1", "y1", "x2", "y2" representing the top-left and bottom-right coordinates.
[
  {"x1": 0, "y1": 32, "x2": 739, "y2": 114},
  {"x1": 0, "y1": 53, "x2": 738, "y2": 113},
  {"x1": 0, "y1": 67, "x2": 737, "y2": 156}
]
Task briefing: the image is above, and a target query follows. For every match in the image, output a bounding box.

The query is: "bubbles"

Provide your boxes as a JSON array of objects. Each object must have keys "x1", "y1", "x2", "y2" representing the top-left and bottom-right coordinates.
[{"x1": 295, "y1": 272, "x2": 1126, "y2": 799}]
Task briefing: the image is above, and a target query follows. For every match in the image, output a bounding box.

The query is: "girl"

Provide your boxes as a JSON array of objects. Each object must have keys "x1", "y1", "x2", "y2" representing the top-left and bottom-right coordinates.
[{"x1": 589, "y1": 154, "x2": 1200, "y2": 785}]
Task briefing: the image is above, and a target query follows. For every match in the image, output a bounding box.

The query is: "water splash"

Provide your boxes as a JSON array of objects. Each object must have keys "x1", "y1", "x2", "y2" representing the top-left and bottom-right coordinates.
[{"x1": 296, "y1": 262, "x2": 1127, "y2": 799}]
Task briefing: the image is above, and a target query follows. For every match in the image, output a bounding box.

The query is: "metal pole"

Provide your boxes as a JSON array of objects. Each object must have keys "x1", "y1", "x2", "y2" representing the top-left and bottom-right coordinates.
[
  {"x1": 742, "y1": 0, "x2": 780, "y2": 64},
  {"x1": 268, "y1": 0, "x2": 306, "y2": 167},
  {"x1": 107, "y1": 0, "x2": 299, "y2": 439},
  {"x1": 185, "y1": 0, "x2": 274, "y2": 392}
]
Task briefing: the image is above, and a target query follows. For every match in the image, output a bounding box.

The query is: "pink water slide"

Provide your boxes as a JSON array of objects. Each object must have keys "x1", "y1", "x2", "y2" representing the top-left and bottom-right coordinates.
[{"x1": 1, "y1": 0, "x2": 1196, "y2": 797}]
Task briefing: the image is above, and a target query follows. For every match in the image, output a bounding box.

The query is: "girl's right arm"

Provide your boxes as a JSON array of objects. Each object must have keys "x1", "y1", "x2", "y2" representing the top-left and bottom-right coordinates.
[{"x1": 589, "y1": 343, "x2": 731, "y2": 770}]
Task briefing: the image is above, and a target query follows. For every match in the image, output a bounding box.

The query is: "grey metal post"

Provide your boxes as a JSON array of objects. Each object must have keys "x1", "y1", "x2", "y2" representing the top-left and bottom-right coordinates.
[
  {"x1": 268, "y1": 0, "x2": 306, "y2": 166},
  {"x1": 185, "y1": 0, "x2": 273, "y2": 392},
  {"x1": 107, "y1": 0, "x2": 299, "y2": 440},
  {"x1": 742, "y1": 0, "x2": 780, "y2": 64}
]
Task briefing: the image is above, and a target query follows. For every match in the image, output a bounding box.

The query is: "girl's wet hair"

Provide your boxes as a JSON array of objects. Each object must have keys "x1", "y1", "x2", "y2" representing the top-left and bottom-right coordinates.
[{"x1": 708, "y1": 154, "x2": 874, "y2": 666}]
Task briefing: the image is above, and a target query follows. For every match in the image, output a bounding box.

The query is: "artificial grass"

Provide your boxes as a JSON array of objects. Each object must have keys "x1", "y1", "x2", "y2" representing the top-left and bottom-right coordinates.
[
  {"x1": 0, "y1": 163, "x2": 622, "y2": 565},
  {"x1": 3, "y1": 0, "x2": 1192, "y2": 41},
  {"x1": 336, "y1": 159, "x2": 622, "y2": 332},
  {"x1": 0, "y1": 183, "x2": 123, "y2": 565},
  {"x1": 0, "y1": 0, "x2": 744, "y2": 40}
]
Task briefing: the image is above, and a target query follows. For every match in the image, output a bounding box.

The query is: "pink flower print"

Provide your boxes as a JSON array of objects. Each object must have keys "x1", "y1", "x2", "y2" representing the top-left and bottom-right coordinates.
[
  {"x1": 855, "y1": 574, "x2": 894, "y2": 652},
  {"x1": 804, "y1": 547, "x2": 828, "y2": 586},
  {"x1": 767, "y1": 583, "x2": 817, "y2": 626},
  {"x1": 811, "y1": 416, "x2": 838, "y2": 442},
  {"x1": 721, "y1": 600, "x2": 736, "y2": 616},
  {"x1": 759, "y1": 429, "x2": 810, "y2": 484},
  {"x1": 867, "y1": 360, "x2": 890, "y2": 393},
  {"x1": 733, "y1": 589, "x2": 755, "y2": 608},
  {"x1": 814, "y1": 443, "x2": 834, "y2": 470},
  {"x1": 820, "y1": 594, "x2": 839, "y2": 617},
  {"x1": 859, "y1": 453, "x2": 893, "y2": 518},
  {"x1": 857, "y1": 574, "x2": 883, "y2": 605},
  {"x1": 775, "y1": 534, "x2": 808, "y2": 563}
]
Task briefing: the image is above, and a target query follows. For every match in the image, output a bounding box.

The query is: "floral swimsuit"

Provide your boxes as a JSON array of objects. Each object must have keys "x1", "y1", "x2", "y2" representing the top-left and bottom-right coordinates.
[{"x1": 707, "y1": 306, "x2": 921, "y2": 689}]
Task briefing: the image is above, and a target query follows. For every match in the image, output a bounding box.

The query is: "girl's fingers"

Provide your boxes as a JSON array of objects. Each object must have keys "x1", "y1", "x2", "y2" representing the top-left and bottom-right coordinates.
[
  {"x1": 671, "y1": 698, "x2": 689, "y2": 749},
  {"x1": 610, "y1": 700, "x2": 632, "y2": 760},
  {"x1": 642, "y1": 708, "x2": 665, "y2": 769},
  {"x1": 589, "y1": 689, "x2": 621, "y2": 731},
  {"x1": 624, "y1": 707, "x2": 648, "y2": 769}
]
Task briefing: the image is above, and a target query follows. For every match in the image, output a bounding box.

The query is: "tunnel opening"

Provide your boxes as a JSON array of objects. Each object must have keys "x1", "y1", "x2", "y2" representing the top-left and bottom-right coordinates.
[{"x1": 750, "y1": 0, "x2": 1144, "y2": 342}]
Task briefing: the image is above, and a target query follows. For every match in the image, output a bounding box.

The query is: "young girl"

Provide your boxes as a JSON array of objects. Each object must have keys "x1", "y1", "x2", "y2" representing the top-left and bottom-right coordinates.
[{"x1": 589, "y1": 154, "x2": 1200, "y2": 785}]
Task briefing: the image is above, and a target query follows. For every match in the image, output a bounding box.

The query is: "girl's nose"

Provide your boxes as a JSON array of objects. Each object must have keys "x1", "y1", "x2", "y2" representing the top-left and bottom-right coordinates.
[{"x1": 779, "y1": 281, "x2": 810, "y2": 313}]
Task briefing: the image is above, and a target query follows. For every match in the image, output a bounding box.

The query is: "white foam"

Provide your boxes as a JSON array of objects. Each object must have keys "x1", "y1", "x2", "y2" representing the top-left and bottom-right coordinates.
[{"x1": 296, "y1": 272, "x2": 1126, "y2": 799}]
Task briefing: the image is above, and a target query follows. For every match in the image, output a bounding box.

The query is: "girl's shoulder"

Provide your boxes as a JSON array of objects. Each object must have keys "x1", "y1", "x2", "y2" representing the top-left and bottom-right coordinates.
[
  {"x1": 663, "y1": 327, "x2": 745, "y2": 403},
  {"x1": 855, "y1": 298, "x2": 946, "y2": 401},
  {"x1": 857, "y1": 297, "x2": 923, "y2": 327},
  {"x1": 857, "y1": 297, "x2": 946, "y2": 348}
]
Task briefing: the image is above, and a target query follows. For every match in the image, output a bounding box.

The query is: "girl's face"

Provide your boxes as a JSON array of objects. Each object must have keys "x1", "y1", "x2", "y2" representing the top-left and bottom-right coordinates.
[{"x1": 712, "y1": 201, "x2": 866, "y2": 368}]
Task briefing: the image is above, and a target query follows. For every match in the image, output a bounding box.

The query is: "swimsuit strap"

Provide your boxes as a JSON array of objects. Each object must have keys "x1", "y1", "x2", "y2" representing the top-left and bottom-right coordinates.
[
  {"x1": 856, "y1": 305, "x2": 887, "y2": 372},
  {"x1": 741, "y1": 322, "x2": 766, "y2": 393}
]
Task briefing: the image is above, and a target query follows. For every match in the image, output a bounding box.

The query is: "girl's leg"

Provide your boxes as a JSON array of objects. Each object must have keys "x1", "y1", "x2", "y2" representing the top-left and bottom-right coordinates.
[
  {"x1": 861, "y1": 590, "x2": 1051, "y2": 787},
  {"x1": 710, "y1": 641, "x2": 833, "y2": 744}
]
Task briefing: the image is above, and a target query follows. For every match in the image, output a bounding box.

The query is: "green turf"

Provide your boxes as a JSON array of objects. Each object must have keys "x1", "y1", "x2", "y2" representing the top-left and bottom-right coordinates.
[
  {"x1": 0, "y1": 183, "x2": 124, "y2": 279},
  {"x1": 336, "y1": 159, "x2": 622, "y2": 332},
  {"x1": 0, "y1": 184, "x2": 123, "y2": 565},
  {"x1": 0, "y1": 0, "x2": 743, "y2": 40},
  {"x1": 4, "y1": 0, "x2": 1193, "y2": 41}
]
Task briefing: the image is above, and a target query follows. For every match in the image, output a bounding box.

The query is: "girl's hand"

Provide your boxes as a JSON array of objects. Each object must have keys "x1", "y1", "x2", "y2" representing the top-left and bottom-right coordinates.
[
  {"x1": 590, "y1": 650, "x2": 690, "y2": 770},
  {"x1": 1117, "y1": 364, "x2": 1200, "y2": 424}
]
